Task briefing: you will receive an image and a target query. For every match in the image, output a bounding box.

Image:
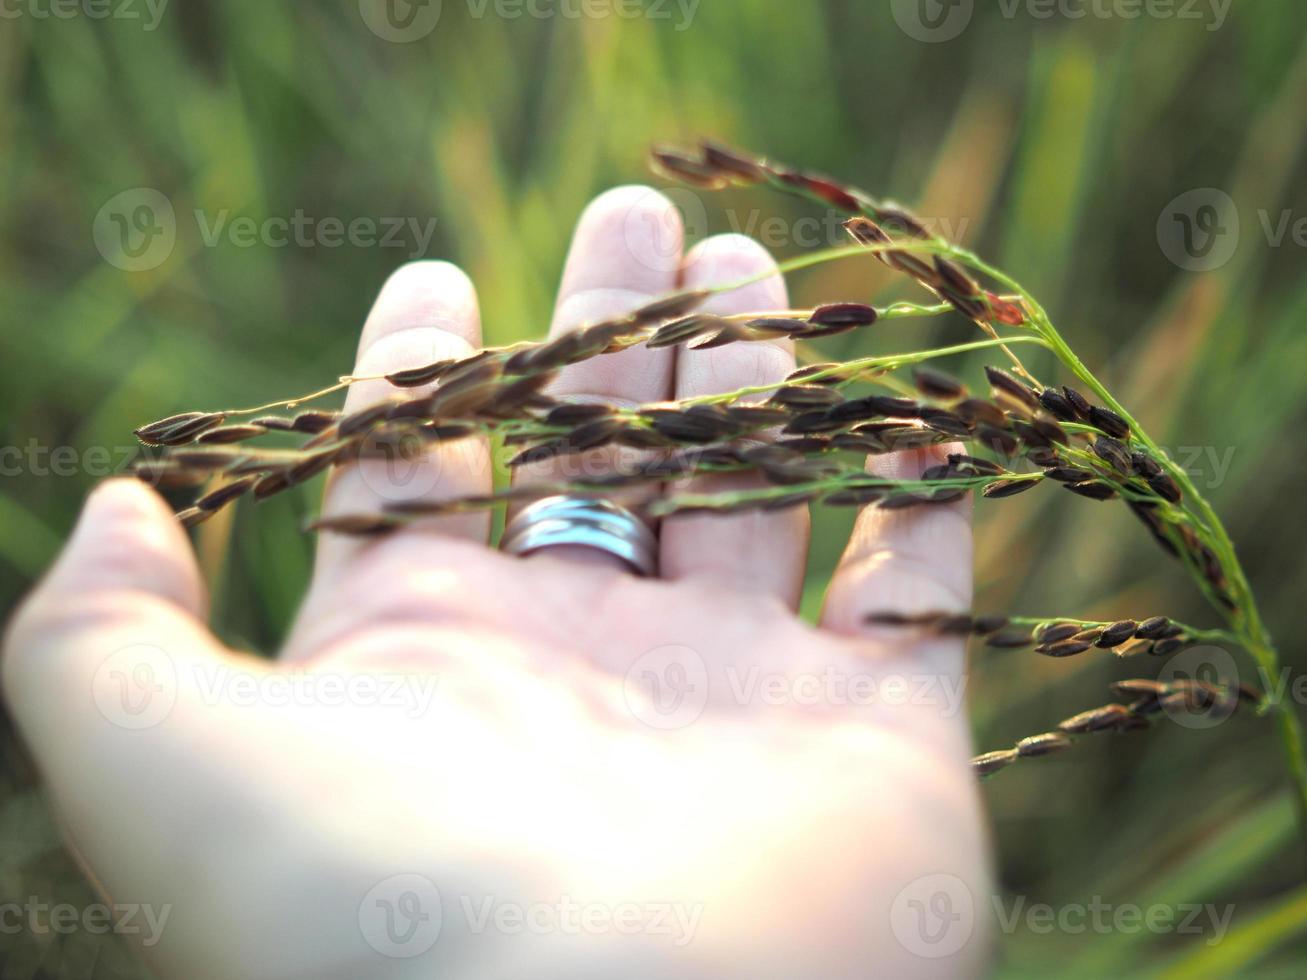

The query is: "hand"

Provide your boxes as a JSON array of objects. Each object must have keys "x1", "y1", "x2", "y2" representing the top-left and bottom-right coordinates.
[{"x1": 3, "y1": 187, "x2": 990, "y2": 979}]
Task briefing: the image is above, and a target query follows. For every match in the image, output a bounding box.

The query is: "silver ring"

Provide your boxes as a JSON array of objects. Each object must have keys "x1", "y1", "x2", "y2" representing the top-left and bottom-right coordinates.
[{"x1": 501, "y1": 495, "x2": 658, "y2": 577}]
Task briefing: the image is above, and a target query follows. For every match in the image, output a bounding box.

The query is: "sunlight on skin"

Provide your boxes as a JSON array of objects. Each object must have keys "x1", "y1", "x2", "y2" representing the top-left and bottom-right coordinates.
[{"x1": 2, "y1": 189, "x2": 989, "y2": 979}]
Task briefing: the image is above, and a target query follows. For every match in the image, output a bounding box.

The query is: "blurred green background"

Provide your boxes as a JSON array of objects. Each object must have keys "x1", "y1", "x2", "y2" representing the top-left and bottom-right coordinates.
[{"x1": 4, "y1": 0, "x2": 1307, "y2": 976}]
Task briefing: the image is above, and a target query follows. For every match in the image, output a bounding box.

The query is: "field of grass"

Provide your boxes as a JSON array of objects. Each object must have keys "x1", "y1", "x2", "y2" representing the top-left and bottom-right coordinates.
[{"x1": 3, "y1": 1, "x2": 1307, "y2": 975}]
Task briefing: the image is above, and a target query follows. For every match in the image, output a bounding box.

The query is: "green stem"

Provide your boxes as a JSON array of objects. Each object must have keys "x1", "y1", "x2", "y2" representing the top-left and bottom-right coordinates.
[{"x1": 951, "y1": 245, "x2": 1307, "y2": 848}]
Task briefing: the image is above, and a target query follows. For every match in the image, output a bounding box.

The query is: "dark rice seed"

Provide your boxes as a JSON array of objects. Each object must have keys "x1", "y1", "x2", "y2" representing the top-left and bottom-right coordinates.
[
  {"x1": 971, "y1": 614, "x2": 1009, "y2": 635},
  {"x1": 1016, "y1": 732, "x2": 1072, "y2": 757},
  {"x1": 508, "y1": 438, "x2": 569, "y2": 467},
  {"x1": 1115, "y1": 714, "x2": 1152, "y2": 733},
  {"x1": 310, "y1": 514, "x2": 398, "y2": 536},
  {"x1": 808, "y1": 302, "x2": 878, "y2": 327},
  {"x1": 1038, "y1": 389, "x2": 1079, "y2": 422},
  {"x1": 1093, "y1": 436, "x2": 1132, "y2": 475},
  {"x1": 196, "y1": 477, "x2": 257, "y2": 512},
  {"x1": 879, "y1": 493, "x2": 927, "y2": 510},
  {"x1": 385, "y1": 360, "x2": 453, "y2": 388},
  {"x1": 648, "y1": 314, "x2": 727, "y2": 349},
  {"x1": 1136, "y1": 616, "x2": 1171, "y2": 639},
  {"x1": 1096, "y1": 620, "x2": 1139, "y2": 647},
  {"x1": 770, "y1": 385, "x2": 845, "y2": 409},
  {"x1": 489, "y1": 372, "x2": 556, "y2": 414},
  {"x1": 1131, "y1": 452, "x2": 1162, "y2": 477},
  {"x1": 1127, "y1": 695, "x2": 1164, "y2": 715},
  {"x1": 976, "y1": 425, "x2": 1020, "y2": 458},
  {"x1": 1064, "y1": 481, "x2": 1118, "y2": 501},
  {"x1": 844, "y1": 215, "x2": 891, "y2": 247},
  {"x1": 920, "y1": 463, "x2": 957, "y2": 482},
  {"x1": 251, "y1": 415, "x2": 295, "y2": 431},
  {"x1": 1031, "y1": 417, "x2": 1068, "y2": 446},
  {"x1": 865, "y1": 611, "x2": 944, "y2": 627},
  {"x1": 955, "y1": 398, "x2": 1007, "y2": 428},
  {"x1": 830, "y1": 434, "x2": 883, "y2": 453},
  {"x1": 1058, "y1": 703, "x2": 1132, "y2": 734},
  {"x1": 775, "y1": 170, "x2": 863, "y2": 213},
  {"x1": 287, "y1": 448, "x2": 340, "y2": 485},
  {"x1": 880, "y1": 427, "x2": 946, "y2": 450},
  {"x1": 761, "y1": 491, "x2": 817, "y2": 511},
  {"x1": 292, "y1": 410, "x2": 340, "y2": 434},
  {"x1": 197, "y1": 424, "x2": 268, "y2": 445},
  {"x1": 1041, "y1": 466, "x2": 1093, "y2": 484},
  {"x1": 1024, "y1": 446, "x2": 1061, "y2": 468},
  {"x1": 338, "y1": 402, "x2": 398, "y2": 437},
  {"x1": 545, "y1": 403, "x2": 615, "y2": 427},
  {"x1": 699, "y1": 140, "x2": 768, "y2": 182},
  {"x1": 176, "y1": 506, "x2": 212, "y2": 528},
  {"x1": 936, "y1": 614, "x2": 975, "y2": 635},
  {"x1": 689, "y1": 324, "x2": 754, "y2": 350},
  {"x1": 785, "y1": 363, "x2": 844, "y2": 385},
  {"x1": 650, "y1": 147, "x2": 729, "y2": 188},
  {"x1": 827, "y1": 398, "x2": 884, "y2": 425},
  {"x1": 131, "y1": 461, "x2": 209, "y2": 489},
  {"x1": 824, "y1": 486, "x2": 888, "y2": 506},
  {"x1": 1010, "y1": 419, "x2": 1049, "y2": 450},
  {"x1": 921, "y1": 408, "x2": 974, "y2": 437},
  {"x1": 984, "y1": 366, "x2": 1040, "y2": 410},
  {"x1": 1088, "y1": 406, "x2": 1131, "y2": 438},
  {"x1": 983, "y1": 478, "x2": 1038, "y2": 498},
  {"x1": 927, "y1": 487, "x2": 968, "y2": 504},
  {"x1": 727, "y1": 406, "x2": 792, "y2": 428},
  {"x1": 1112, "y1": 679, "x2": 1167, "y2": 699},
  {"x1": 775, "y1": 436, "x2": 830, "y2": 453},
  {"x1": 744, "y1": 317, "x2": 810, "y2": 337},
  {"x1": 1061, "y1": 386, "x2": 1093, "y2": 420},
  {"x1": 566, "y1": 417, "x2": 628, "y2": 451},
  {"x1": 384, "y1": 395, "x2": 436, "y2": 421},
  {"x1": 913, "y1": 367, "x2": 968, "y2": 401},
  {"x1": 1151, "y1": 637, "x2": 1186, "y2": 657},
  {"x1": 616, "y1": 427, "x2": 671, "y2": 449},
  {"x1": 739, "y1": 444, "x2": 802, "y2": 466},
  {"x1": 1037, "y1": 640, "x2": 1092, "y2": 658},
  {"x1": 948, "y1": 453, "x2": 1005, "y2": 476},
  {"x1": 783, "y1": 410, "x2": 843, "y2": 435},
  {"x1": 933, "y1": 256, "x2": 980, "y2": 297},
  {"x1": 634, "y1": 289, "x2": 712, "y2": 324},
  {"x1": 1037, "y1": 622, "x2": 1082, "y2": 644},
  {"x1": 253, "y1": 471, "x2": 291, "y2": 500},
  {"x1": 1148, "y1": 472, "x2": 1183, "y2": 503},
  {"x1": 866, "y1": 395, "x2": 923, "y2": 417},
  {"x1": 877, "y1": 206, "x2": 931, "y2": 239},
  {"x1": 971, "y1": 749, "x2": 1019, "y2": 776},
  {"x1": 135, "y1": 412, "x2": 227, "y2": 446},
  {"x1": 170, "y1": 449, "x2": 244, "y2": 470}
]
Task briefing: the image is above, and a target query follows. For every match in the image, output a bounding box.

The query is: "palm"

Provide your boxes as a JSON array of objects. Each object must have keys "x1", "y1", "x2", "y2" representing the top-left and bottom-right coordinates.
[{"x1": 4, "y1": 188, "x2": 989, "y2": 979}]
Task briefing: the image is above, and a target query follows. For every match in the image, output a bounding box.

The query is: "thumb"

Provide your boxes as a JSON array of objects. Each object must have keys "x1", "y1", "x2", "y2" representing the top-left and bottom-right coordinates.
[{"x1": 2, "y1": 476, "x2": 222, "y2": 819}]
